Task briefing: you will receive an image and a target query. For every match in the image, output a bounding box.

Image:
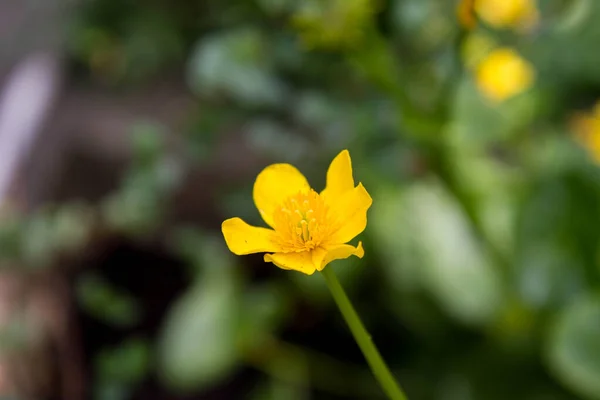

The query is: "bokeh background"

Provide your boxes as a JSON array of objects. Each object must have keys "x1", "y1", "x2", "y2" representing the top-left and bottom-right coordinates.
[{"x1": 1, "y1": 0, "x2": 600, "y2": 399}]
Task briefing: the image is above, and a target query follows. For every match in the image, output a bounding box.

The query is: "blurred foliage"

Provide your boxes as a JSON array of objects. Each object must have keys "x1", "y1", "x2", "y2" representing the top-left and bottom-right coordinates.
[
  {"x1": 158, "y1": 233, "x2": 241, "y2": 391},
  {"x1": 0, "y1": 202, "x2": 95, "y2": 269},
  {"x1": 94, "y1": 338, "x2": 152, "y2": 400},
  {"x1": 4, "y1": 0, "x2": 600, "y2": 399},
  {"x1": 102, "y1": 122, "x2": 183, "y2": 236},
  {"x1": 77, "y1": 272, "x2": 142, "y2": 328}
]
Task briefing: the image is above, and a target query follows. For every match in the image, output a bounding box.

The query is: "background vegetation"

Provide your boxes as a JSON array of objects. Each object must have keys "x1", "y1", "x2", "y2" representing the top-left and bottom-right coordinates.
[{"x1": 2, "y1": 0, "x2": 600, "y2": 399}]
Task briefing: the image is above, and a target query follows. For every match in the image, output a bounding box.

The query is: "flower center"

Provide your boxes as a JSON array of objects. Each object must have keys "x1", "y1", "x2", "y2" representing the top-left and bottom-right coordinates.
[{"x1": 272, "y1": 189, "x2": 330, "y2": 252}]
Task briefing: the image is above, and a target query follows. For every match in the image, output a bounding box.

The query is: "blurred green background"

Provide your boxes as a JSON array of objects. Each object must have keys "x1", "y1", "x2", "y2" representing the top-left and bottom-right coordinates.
[{"x1": 2, "y1": 0, "x2": 600, "y2": 399}]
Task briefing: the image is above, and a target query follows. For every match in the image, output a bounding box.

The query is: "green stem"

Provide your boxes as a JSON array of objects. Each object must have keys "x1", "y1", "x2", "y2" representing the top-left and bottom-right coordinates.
[{"x1": 321, "y1": 267, "x2": 408, "y2": 400}]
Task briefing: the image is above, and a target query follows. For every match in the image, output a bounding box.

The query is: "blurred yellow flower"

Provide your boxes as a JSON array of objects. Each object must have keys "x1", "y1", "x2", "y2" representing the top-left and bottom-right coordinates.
[
  {"x1": 474, "y1": 0, "x2": 539, "y2": 30},
  {"x1": 475, "y1": 48, "x2": 535, "y2": 102},
  {"x1": 571, "y1": 102, "x2": 600, "y2": 163},
  {"x1": 292, "y1": 0, "x2": 377, "y2": 50},
  {"x1": 457, "y1": 0, "x2": 477, "y2": 29},
  {"x1": 222, "y1": 150, "x2": 372, "y2": 275}
]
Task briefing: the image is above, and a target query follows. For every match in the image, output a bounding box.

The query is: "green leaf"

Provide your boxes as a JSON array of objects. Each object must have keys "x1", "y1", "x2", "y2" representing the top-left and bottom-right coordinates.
[
  {"x1": 412, "y1": 182, "x2": 504, "y2": 324},
  {"x1": 168, "y1": 229, "x2": 239, "y2": 278},
  {"x1": 245, "y1": 119, "x2": 310, "y2": 163},
  {"x1": 256, "y1": 0, "x2": 295, "y2": 15},
  {"x1": 53, "y1": 203, "x2": 95, "y2": 253},
  {"x1": 96, "y1": 337, "x2": 151, "y2": 383},
  {"x1": 449, "y1": 78, "x2": 538, "y2": 147},
  {"x1": 93, "y1": 382, "x2": 130, "y2": 400},
  {"x1": 548, "y1": 295, "x2": 600, "y2": 400},
  {"x1": 0, "y1": 215, "x2": 23, "y2": 262},
  {"x1": 20, "y1": 212, "x2": 57, "y2": 269},
  {"x1": 131, "y1": 122, "x2": 165, "y2": 167},
  {"x1": 187, "y1": 28, "x2": 288, "y2": 106},
  {"x1": 157, "y1": 272, "x2": 239, "y2": 391},
  {"x1": 76, "y1": 273, "x2": 141, "y2": 328},
  {"x1": 237, "y1": 284, "x2": 291, "y2": 349},
  {"x1": 370, "y1": 186, "x2": 422, "y2": 293},
  {"x1": 374, "y1": 181, "x2": 504, "y2": 325},
  {"x1": 516, "y1": 242, "x2": 584, "y2": 310}
]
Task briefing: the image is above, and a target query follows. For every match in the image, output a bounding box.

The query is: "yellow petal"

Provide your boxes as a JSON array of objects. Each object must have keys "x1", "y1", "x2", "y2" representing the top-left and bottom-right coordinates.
[
  {"x1": 253, "y1": 163, "x2": 310, "y2": 227},
  {"x1": 222, "y1": 218, "x2": 281, "y2": 255},
  {"x1": 475, "y1": 48, "x2": 535, "y2": 102},
  {"x1": 312, "y1": 242, "x2": 364, "y2": 271},
  {"x1": 320, "y1": 150, "x2": 354, "y2": 202},
  {"x1": 327, "y1": 183, "x2": 372, "y2": 244},
  {"x1": 264, "y1": 251, "x2": 316, "y2": 275}
]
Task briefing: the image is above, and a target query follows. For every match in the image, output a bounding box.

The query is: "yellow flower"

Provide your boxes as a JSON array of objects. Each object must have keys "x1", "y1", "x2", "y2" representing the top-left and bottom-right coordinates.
[
  {"x1": 474, "y1": 0, "x2": 539, "y2": 30},
  {"x1": 475, "y1": 47, "x2": 535, "y2": 102},
  {"x1": 222, "y1": 150, "x2": 372, "y2": 275},
  {"x1": 457, "y1": 0, "x2": 477, "y2": 30},
  {"x1": 571, "y1": 102, "x2": 600, "y2": 163}
]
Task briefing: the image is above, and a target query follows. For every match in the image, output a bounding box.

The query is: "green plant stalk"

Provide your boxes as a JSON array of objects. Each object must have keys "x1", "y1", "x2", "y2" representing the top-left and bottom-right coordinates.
[{"x1": 321, "y1": 267, "x2": 408, "y2": 400}]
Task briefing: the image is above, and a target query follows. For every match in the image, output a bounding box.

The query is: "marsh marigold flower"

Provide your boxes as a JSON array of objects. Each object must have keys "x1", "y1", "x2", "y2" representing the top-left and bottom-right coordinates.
[
  {"x1": 475, "y1": 47, "x2": 535, "y2": 102},
  {"x1": 222, "y1": 150, "x2": 372, "y2": 275},
  {"x1": 474, "y1": 0, "x2": 539, "y2": 30},
  {"x1": 571, "y1": 102, "x2": 600, "y2": 163}
]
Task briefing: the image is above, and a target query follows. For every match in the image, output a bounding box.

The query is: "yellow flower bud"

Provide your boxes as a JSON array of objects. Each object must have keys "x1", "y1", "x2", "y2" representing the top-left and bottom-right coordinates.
[
  {"x1": 475, "y1": 47, "x2": 535, "y2": 102},
  {"x1": 572, "y1": 102, "x2": 600, "y2": 163},
  {"x1": 474, "y1": 0, "x2": 539, "y2": 30}
]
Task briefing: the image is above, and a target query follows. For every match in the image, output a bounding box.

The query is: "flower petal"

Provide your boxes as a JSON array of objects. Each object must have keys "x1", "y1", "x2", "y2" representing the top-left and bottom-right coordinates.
[
  {"x1": 222, "y1": 218, "x2": 282, "y2": 255},
  {"x1": 253, "y1": 163, "x2": 310, "y2": 227},
  {"x1": 327, "y1": 183, "x2": 372, "y2": 244},
  {"x1": 320, "y1": 150, "x2": 354, "y2": 202},
  {"x1": 264, "y1": 251, "x2": 316, "y2": 275},
  {"x1": 312, "y1": 242, "x2": 364, "y2": 271}
]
